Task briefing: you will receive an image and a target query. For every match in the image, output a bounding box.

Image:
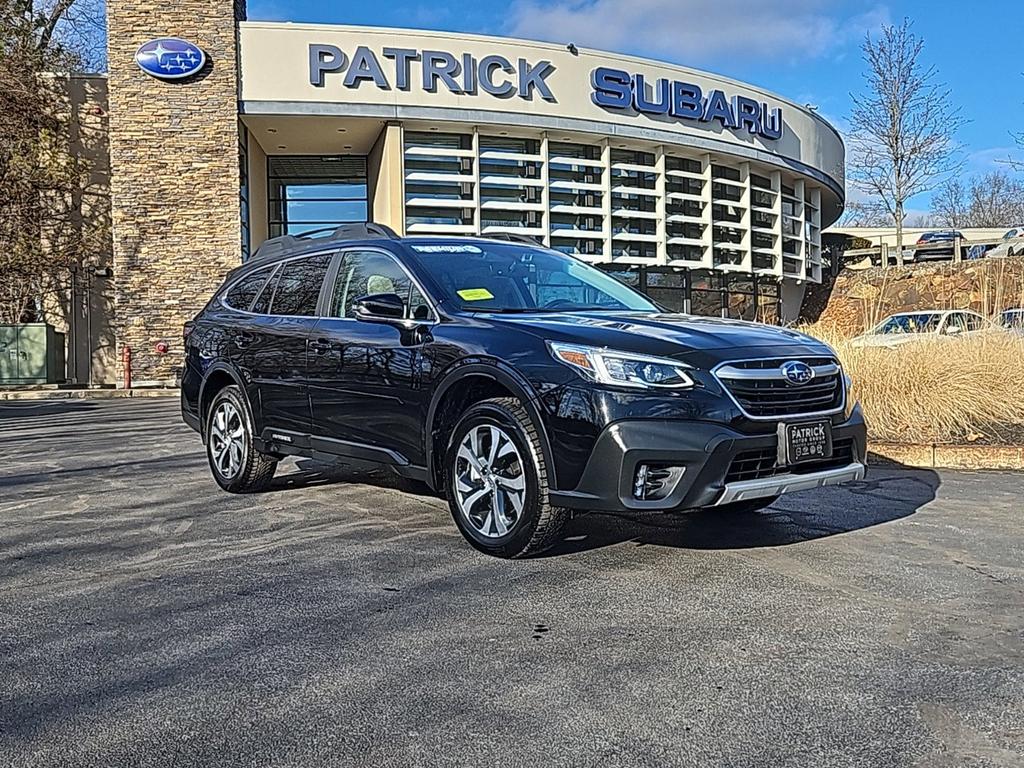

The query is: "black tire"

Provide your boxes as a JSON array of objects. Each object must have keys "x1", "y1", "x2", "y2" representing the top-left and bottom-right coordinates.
[
  {"x1": 445, "y1": 397, "x2": 568, "y2": 559},
  {"x1": 205, "y1": 385, "x2": 277, "y2": 493},
  {"x1": 716, "y1": 495, "x2": 780, "y2": 514}
]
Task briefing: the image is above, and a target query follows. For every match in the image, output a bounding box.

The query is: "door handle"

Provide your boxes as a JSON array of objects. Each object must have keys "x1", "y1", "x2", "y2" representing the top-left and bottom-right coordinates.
[{"x1": 308, "y1": 338, "x2": 336, "y2": 354}]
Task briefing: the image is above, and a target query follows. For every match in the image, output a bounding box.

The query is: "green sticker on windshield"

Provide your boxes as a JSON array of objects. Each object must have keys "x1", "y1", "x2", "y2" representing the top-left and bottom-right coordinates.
[{"x1": 457, "y1": 288, "x2": 495, "y2": 301}]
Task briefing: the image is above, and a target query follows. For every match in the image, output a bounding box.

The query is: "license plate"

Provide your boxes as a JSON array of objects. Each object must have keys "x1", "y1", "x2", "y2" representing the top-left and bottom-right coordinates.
[{"x1": 778, "y1": 420, "x2": 833, "y2": 466}]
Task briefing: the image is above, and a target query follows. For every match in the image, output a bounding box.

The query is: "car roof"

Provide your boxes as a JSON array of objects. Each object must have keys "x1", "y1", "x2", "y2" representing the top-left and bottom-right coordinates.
[{"x1": 226, "y1": 229, "x2": 550, "y2": 287}]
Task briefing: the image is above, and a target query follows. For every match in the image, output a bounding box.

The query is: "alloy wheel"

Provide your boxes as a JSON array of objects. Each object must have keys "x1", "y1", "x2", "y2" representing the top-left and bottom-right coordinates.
[
  {"x1": 454, "y1": 424, "x2": 527, "y2": 538},
  {"x1": 209, "y1": 400, "x2": 245, "y2": 479}
]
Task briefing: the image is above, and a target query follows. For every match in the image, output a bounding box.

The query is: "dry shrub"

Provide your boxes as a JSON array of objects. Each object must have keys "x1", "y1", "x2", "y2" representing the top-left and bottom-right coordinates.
[{"x1": 802, "y1": 325, "x2": 1024, "y2": 444}]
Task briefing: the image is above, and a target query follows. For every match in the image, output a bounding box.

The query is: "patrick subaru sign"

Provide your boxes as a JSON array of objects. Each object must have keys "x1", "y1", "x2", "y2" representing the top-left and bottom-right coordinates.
[
  {"x1": 591, "y1": 67, "x2": 784, "y2": 140},
  {"x1": 305, "y1": 44, "x2": 784, "y2": 141},
  {"x1": 135, "y1": 38, "x2": 206, "y2": 80}
]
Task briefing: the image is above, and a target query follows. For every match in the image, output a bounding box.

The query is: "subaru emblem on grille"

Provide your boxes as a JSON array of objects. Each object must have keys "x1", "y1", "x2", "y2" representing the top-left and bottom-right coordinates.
[{"x1": 781, "y1": 360, "x2": 814, "y2": 385}]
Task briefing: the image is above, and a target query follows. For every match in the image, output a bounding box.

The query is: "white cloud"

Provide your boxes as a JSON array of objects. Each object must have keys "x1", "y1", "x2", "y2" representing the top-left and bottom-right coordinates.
[
  {"x1": 966, "y1": 146, "x2": 1023, "y2": 175},
  {"x1": 507, "y1": 0, "x2": 889, "y2": 65}
]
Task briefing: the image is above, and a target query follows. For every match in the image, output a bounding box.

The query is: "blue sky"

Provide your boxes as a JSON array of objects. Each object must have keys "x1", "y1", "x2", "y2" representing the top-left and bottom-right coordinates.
[{"x1": 247, "y1": 0, "x2": 1024, "y2": 216}]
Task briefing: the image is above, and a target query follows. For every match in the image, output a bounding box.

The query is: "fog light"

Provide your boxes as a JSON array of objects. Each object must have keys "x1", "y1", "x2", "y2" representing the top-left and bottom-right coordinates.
[{"x1": 633, "y1": 464, "x2": 686, "y2": 501}]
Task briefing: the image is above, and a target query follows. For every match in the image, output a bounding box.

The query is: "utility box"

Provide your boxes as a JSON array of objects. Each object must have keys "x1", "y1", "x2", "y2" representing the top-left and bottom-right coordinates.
[{"x1": 0, "y1": 324, "x2": 67, "y2": 385}]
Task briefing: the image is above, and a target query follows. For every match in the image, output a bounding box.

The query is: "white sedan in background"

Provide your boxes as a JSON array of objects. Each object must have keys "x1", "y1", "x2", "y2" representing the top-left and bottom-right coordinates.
[
  {"x1": 850, "y1": 310, "x2": 992, "y2": 348},
  {"x1": 987, "y1": 227, "x2": 1024, "y2": 258}
]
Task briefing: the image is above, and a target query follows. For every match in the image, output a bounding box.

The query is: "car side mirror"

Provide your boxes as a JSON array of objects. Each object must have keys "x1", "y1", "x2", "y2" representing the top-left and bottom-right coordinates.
[
  {"x1": 945, "y1": 325, "x2": 963, "y2": 335},
  {"x1": 354, "y1": 293, "x2": 406, "y2": 322}
]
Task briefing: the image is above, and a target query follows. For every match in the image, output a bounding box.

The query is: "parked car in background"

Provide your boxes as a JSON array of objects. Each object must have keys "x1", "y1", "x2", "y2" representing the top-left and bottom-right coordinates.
[
  {"x1": 997, "y1": 308, "x2": 1024, "y2": 333},
  {"x1": 986, "y1": 227, "x2": 1024, "y2": 259},
  {"x1": 911, "y1": 230, "x2": 963, "y2": 261},
  {"x1": 851, "y1": 309, "x2": 991, "y2": 348}
]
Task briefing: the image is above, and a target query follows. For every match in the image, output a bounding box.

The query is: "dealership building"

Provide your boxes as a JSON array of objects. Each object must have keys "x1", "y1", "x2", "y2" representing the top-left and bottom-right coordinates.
[{"x1": 63, "y1": 1, "x2": 846, "y2": 385}]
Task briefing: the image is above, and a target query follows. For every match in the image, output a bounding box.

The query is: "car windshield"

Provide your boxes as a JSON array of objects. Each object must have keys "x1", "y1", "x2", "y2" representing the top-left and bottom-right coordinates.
[
  {"x1": 1001, "y1": 311, "x2": 1024, "y2": 329},
  {"x1": 874, "y1": 313, "x2": 942, "y2": 334},
  {"x1": 407, "y1": 241, "x2": 659, "y2": 313}
]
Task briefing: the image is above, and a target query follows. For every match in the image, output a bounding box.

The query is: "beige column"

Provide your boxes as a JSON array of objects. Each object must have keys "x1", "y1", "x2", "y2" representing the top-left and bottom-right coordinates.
[{"x1": 368, "y1": 122, "x2": 406, "y2": 235}]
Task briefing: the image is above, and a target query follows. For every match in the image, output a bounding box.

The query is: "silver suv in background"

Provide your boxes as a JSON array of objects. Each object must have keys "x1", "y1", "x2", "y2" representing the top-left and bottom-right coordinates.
[{"x1": 851, "y1": 310, "x2": 991, "y2": 348}]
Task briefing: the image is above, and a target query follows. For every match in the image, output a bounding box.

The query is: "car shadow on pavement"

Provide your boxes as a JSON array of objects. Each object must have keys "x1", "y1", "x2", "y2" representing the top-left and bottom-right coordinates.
[
  {"x1": 272, "y1": 458, "x2": 437, "y2": 498},
  {"x1": 542, "y1": 467, "x2": 941, "y2": 556}
]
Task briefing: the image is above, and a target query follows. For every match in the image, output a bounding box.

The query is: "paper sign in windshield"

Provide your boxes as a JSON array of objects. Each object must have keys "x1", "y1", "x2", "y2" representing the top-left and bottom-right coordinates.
[{"x1": 457, "y1": 288, "x2": 495, "y2": 301}]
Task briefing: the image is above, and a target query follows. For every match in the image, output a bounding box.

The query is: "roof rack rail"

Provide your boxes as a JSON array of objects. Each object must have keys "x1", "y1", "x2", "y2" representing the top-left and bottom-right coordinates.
[
  {"x1": 485, "y1": 233, "x2": 545, "y2": 245},
  {"x1": 248, "y1": 223, "x2": 401, "y2": 261}
]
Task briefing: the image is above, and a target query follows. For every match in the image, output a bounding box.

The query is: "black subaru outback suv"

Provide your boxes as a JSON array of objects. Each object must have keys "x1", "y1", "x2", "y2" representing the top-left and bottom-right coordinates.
[{"x1": 182, "y1": 224, "x2": 866, "y2": 558}]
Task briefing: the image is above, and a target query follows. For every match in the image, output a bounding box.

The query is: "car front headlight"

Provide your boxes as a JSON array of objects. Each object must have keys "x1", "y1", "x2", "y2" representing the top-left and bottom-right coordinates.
[{"x1": 548, "y1": 342, "x2": 695, "y2": 390}]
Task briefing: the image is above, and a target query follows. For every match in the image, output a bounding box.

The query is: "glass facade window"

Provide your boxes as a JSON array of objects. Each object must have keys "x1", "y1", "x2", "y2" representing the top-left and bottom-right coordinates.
[
  {"x1": 757, "y1": 278, "x2": 781, "y2": 324},
  {"x1": 239, "y1": 124, "x2": 251, "y2": 260},
  {"x1": 645, "y1": 269, "x2": 688, "y2": 313},
  {"x1": 269, "y1": 156, "x2": 368, "y2": 238},
  {"x1": 392, "y1": 127, "x2": 826, "y2": 280}
]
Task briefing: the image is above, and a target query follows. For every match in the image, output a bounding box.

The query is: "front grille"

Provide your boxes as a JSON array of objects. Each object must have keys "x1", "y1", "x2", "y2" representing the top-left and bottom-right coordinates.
[
  {"x1": 716, "y1": 357, "x2": 844, "y2": 418},
  {"x1": 725, "y1": 438, "x2": 856, "y2": 483}
]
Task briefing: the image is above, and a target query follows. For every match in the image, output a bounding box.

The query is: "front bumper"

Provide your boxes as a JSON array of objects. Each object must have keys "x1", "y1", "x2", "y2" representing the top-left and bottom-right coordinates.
[{"x1": 548, "y1": 406, "x2": 867, "y2": 512}]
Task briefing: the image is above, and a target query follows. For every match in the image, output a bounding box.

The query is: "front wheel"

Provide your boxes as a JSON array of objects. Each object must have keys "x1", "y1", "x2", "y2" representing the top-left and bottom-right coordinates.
[
  {"x1": 205, "y1": 385, "x2": 277, "y2": 493},
  {"x1": 446, "y1": 397, "x2": 568, "y2": 558}
]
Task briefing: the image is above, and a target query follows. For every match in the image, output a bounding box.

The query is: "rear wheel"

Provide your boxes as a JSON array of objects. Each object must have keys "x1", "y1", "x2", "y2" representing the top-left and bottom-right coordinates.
[
  {"x1": 716, "y1": 495, "x2": 780, "y2": 514},
  {"x1": 446, "y1": 398, "x2": 568, "y2": 558},
  {"x1": 205, "y1": 385, "x2": 277, "y2": 493}
]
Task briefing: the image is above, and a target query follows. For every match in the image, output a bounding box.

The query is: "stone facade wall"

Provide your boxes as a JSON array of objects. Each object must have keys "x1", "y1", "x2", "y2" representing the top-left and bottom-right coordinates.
[
  {"x1": 816, "y1": 257, "x2": 1024, "y2": 337},
  {"x1": 106, "y1": 0, "x2": 246, "y2": 384}
]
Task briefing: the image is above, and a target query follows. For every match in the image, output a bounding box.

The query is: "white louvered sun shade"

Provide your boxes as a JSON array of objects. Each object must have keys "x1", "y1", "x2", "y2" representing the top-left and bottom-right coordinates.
[{"x1": 402, "y1": 128, "x2": 823, "y2": 282}]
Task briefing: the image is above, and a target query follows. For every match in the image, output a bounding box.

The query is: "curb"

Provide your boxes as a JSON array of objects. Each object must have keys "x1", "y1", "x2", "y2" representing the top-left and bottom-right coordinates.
[
  {"x1": 869, "y1": 443, "x2": 1024, "y2": 471},
  {"x1": 0, "y1": 388, "x2": 179, "y2": 401}
]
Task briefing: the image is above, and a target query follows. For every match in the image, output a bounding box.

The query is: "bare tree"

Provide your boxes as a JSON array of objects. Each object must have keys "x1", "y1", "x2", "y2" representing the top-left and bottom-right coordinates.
[
  {"x1": 968, "y1": 171, "x2": 1024, "y2": 227},
  {"x1": 931, "y1": 177, "x2": 969, "y2": 228},
  {"x1": 837, "y1": 199, "x2": 892, "y2": 227},
  {"x1": 932, "y1": 171, "x2": 1024, "y2": 228},
  {"x1": 847, "y1": 18, "x2": 965, "y2": 266},
  {"x1": 1, "y1": 1, "x2": 105, "y2": 68},
  {"x1": 0, "y1": 0, "x2": 108, "y2": 323}
]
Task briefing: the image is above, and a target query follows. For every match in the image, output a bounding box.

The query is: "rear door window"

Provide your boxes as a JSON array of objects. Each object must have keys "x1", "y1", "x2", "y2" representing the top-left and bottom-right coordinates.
[
  {"x1": 268, "y1": 254, "x2": 334, "y2": 316},
  {"x1": 224, "y1": 266, "x2": 274, "y2": 311}
]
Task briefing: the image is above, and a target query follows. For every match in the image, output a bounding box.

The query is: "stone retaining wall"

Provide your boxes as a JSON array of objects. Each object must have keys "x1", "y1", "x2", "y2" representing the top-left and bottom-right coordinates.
[{"x1": 815, "y1": 257, "x2": 1024, "y2": 337}]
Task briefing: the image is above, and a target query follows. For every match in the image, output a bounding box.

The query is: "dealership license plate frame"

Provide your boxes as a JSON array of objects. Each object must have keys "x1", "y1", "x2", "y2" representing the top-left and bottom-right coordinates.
[{"x1": 777, "y1": 420, "x2": 834, "y2": 467}]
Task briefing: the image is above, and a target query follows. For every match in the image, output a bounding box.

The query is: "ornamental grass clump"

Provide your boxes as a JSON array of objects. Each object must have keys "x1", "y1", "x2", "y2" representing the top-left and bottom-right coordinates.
[{"x1": 803, "y1": 326, "x2": 1024, "y2": 445}]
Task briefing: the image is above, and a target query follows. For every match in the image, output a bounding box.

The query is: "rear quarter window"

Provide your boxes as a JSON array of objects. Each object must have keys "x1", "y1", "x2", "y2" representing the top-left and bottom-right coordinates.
[
  {"x1": 223, "y1": 266, "x2": 274, "y2": 311},
  {"x1": 268, "y1": 254, "x2": 334, "y2": 316}
]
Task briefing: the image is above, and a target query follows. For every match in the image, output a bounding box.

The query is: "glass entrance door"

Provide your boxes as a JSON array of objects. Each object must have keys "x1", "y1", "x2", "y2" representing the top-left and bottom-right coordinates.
[{"x1": 269, "y1": 156, "x2": 368, "y2": 237}]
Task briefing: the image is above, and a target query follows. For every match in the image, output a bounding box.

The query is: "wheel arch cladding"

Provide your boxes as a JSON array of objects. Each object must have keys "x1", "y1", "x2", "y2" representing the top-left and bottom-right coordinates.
[
  {"x1": 426, "y1": 361, "x2": 557, "y2": 492},
  {"x1": 199, "y1": 365, "x2": 244, "y2": 438}
]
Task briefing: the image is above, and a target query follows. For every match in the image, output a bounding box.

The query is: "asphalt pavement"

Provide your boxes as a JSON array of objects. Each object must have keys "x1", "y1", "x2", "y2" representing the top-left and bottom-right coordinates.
[{"x1": 0, "y1": 398, "x2": 1022, "y2": 767}]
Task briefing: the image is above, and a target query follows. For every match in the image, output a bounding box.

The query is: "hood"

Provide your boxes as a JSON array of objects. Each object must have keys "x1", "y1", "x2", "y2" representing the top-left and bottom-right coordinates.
[{"x1": 485, "y1": 311, "x2": 832, "y2": 358}]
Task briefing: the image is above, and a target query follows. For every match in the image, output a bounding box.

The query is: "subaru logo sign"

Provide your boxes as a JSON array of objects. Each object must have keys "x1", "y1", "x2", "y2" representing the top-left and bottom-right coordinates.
[
  {"x1": 135, "y1": 38, "x2": 206, "y2": 80},
  {"x1": 781, "y1": 361, "x2": 815, "y2": 386}
]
